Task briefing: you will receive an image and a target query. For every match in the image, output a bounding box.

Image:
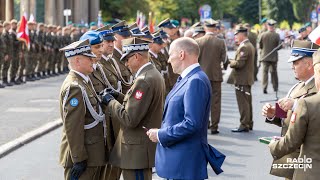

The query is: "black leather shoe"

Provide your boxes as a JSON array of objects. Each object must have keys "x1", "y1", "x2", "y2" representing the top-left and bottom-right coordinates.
[
  {"x1": 211, "y1": 130, "x2": 219, "y2": 134},
  {"x1": 249, "y1": 127, "x2": 253, "y2": 130},
  {"x1": 231, "y1": 128, "x2": 249, "y2": 133},
  {"x1": 263, "y1": 89, "x2": 268, "y2": 94}
]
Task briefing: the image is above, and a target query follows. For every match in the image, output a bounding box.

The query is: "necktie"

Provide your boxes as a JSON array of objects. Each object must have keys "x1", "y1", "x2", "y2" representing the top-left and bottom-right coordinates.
[
  {"x1": 173, "y1": 76, "x2": 182, "y2": 88},
  {"x1": 177, "y1": 76, "x2": 182, "y2": 83}
]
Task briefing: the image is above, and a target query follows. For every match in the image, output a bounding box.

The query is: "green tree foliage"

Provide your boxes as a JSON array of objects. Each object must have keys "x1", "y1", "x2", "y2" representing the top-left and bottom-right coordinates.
[
  {"x1": 235, "y1": 0, "x2": 259, "y2": 24},
  {"x1": 290, "y1": 0, "x2": 317, "y2": 22},
  {"x1": 100, "y1": 0, "x2": 150, "y2": 21},
  {"x1": 99, "y1": 0, "x2": 316, "y2": 26},
  {"x1": 267, "y1": 0, "x2": 297, "y2": 26},
  {"x1": 148, "y1": 0, "x2": 178, "y2": 20}
]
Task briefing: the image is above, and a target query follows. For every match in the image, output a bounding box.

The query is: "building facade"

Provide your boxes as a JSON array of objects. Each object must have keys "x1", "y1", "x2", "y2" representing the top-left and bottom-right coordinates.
[{"x1": 0, "y1": 0, "x2": 100, "y2": 26}]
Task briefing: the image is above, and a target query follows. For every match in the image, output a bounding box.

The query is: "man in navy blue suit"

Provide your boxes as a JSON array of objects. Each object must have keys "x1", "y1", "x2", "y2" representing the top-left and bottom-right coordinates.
[{"x1": 147, "y1": 37, "x2": 213, "y2": 179}]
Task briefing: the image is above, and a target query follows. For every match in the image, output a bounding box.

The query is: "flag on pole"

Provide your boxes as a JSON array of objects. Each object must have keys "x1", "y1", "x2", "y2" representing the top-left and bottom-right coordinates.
[
  {"x1": 97, "y1": 10, "x2": 103, "y2": 27},
  {"x1": 29, "y1": 13, "x2": 35, "y2": 23},
  {"x1": 136, "y1": 10, "x2": 140, "y2": 26},
  {"x1": 309, "y1": 25, "x2": 320, "y2": 45},
  {"x1": 17, "y1": 13, "x2": 30, "y2": 49}
]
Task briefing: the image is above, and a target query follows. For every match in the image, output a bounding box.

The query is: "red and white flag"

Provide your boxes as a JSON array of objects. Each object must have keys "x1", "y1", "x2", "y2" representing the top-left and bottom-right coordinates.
[
  {"x1": 17, "y1": 13, "x2": 30, "y2": 49},
  {"x1": 309, "y1": 25, "x2": 320, "y2": 45},
  {"x1": 29, "y1": 13, "x2": 35, "y2": 23}
]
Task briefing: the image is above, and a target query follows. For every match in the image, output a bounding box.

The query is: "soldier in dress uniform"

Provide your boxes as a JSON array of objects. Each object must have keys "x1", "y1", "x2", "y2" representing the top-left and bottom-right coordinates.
[
  {"x1": 56, "y1": 26, "x2": 64, "y2": 74},
  {"x1": 111, "y1": 21, "x2": 133, "y2": 94},
  {"x1": 158, "y1": 19, "x2": 180, "y2": 90},
  {"x1": 96, "y1": 25, "x2": 123, "y2": 180},
  {"x1": 9, "y1": 19, "x2": 21, "y2": 85},
  {"x1": 268, "y1": 47, "x2": 320, "y2": 180},
  {"x1": 156, "y1": 29, "x2": 171, "y2": 94},
  {"x1": 36, "y1": 23, "x2": 47, "y2": 78},
  {"x1": 16, "y1": 21, "x2": 27, "y2": 84},
  {"x1": 59, "y1": 39, "x2": 107, "y2": 180},
  {"x1": 25, "y1": 21, "x2": 37, "y2": 81},
  {"x1": 262, "y1": 40, "x2": 319, "y2": 180},
  {"x1": 149, "y1": 31, "x2": 165, "y2": 72},
  {"x1": 62, "y1": 27, "x2": 72, "y2": 73},
  {"x1": 227, "y1": 25, "x2": 255, "y2": 132},
  {"x1": 244, "y1": 23, "x2": 259, "y2": 81},
  {"x1": 0, "y1": 22, "x2": 6, "y2": 88},
  {"x1": 196, "y1": 18, "x2": 226, "y2": 134},
  {"x1": 45, "y1": 25, "x2": 54, "y2": 76},
  {"x1": 101, "y1": 37, "x2": 165, "y2": 180},
  {"x1": 1, "y1": 21, "x2": 13, "y2": 86},
  {"x1": 51, "y1": 25, "x2": 60, "y2": 76},
  {"x1": 259, "y1": 19, "x2": 281, "y2": 94}
]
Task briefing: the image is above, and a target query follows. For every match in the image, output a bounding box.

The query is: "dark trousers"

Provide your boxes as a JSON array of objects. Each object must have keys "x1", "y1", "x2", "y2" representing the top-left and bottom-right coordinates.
[
  {"x1": 209, "y1": 81, "x2": 221, "y2": 131},
  {"x1": 235, "y1": 85, "x2": 253, "y2": 129}
]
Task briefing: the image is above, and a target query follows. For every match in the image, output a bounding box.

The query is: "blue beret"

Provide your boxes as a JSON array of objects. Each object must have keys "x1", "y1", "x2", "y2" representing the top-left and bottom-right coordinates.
[{"x1": 80, "y1": 31, "x2": 103, "y2": 45}]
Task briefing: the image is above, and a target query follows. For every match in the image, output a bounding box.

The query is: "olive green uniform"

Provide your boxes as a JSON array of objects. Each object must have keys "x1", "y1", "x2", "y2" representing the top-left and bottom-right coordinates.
[
  {"x1": 259, "y1": 31, "x2": 281, "y2": 92},
  {"x1": 227, "y1": 39, "x2": 255, "y2": 129},
  {"x1": 59, "y1": 71, "x2": 107, "y2": 180},
  {"x1": 108, "y1": 64, "x2": 165, "y2": 180},
  {"x1": 266, "y1": 79, "x2": 317, "y2": 179}
]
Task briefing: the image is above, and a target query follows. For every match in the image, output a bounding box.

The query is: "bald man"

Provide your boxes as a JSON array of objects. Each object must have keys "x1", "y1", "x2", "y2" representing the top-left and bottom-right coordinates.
[{"x1": 147, "y1": 37, "x2": 214, "y2": 179}]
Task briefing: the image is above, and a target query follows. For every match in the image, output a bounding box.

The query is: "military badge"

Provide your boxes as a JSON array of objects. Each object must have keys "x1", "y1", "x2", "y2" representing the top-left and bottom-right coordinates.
[
  {"x1": 240, "y1": 51, "x2": 244, "y2": 57},
  {"x1": 70, "y1": 98, "x2": 79, "y2": 107},
  {"x1": 290, "y1": 112, "x2": 296, "y2": 123},
  {"x1": 134, "y1": 90, "x2": 144, "y2": 100}
]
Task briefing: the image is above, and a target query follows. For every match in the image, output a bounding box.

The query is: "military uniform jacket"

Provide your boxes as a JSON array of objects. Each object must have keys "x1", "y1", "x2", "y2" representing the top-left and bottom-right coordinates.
[
  {"x1": 248, "y1": 32, "x2": 257, "y2": 49},
  {"x1": 0, "y1": 33, "x2": 6, "y2": 58},
  {"x1": 9, "y1": 30, "x2": 20, "y2": 54},
  {"x1": 227, "y1": 39, "x2": 255, "y2": 86},
  {"x1": 59, "y1": 71, "x2": 106, "y2": 167},
  {"x1": 111, "y1": 48, "x2": 133, "y2": 93},
  {"x1": 89, "y1": 65, "x2": 109, "y2": 94},
  {"x1": 37, "y1": 30, "x2": 45, "y2": 52},
  {"x1": 196, "y1": 33, "x2": 226, "y2": 82},
  {"x1": 269, "y1": 92, "x2": 320, "y2": 180},
  {"x1": 266, "y1": 79, "x2": 317, "y2": 178},
  {"x1": 2, "y1": 30, "x2": 12, "y2": 56},
  {"x1": 108, "y1": 64, "x2": 165, "y2": 169},
  {"x1": 100, "y1": 55, "x2": 121, "y2": 90},
  {"x1": 89, "y1": 65, "x2": 120, "y2": 153},
  {"x1": 258, "y1": 31, "x2": 281, "y2": 62}
]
